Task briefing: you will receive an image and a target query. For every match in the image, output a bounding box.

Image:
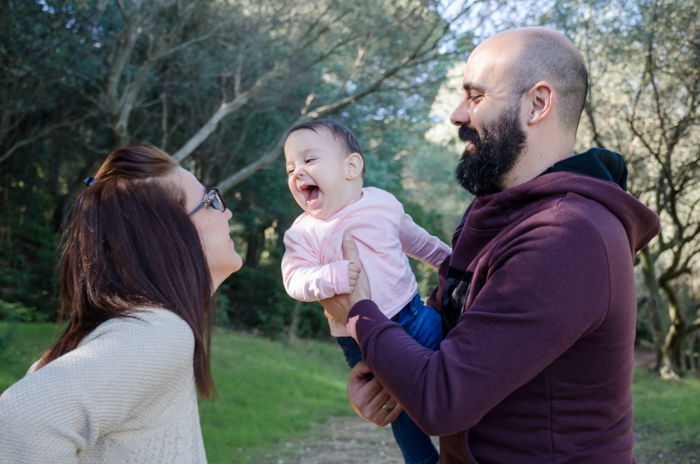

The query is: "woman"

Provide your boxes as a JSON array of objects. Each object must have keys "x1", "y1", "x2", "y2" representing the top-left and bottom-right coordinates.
[{"x1": 0, "y1": 144, "x2": 242, "y2": 463}]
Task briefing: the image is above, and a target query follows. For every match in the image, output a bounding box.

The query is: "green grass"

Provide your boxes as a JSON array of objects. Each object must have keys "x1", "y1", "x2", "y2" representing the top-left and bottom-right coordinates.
[
  {"x1": 3, "y1": 322, "x2": 700, "y2": 463},
  {"x1": 0, "y1": 322, "x2": 59, "y2": 390},
  {"x1": 633, "y1": 367, "x2": 700, "y2": 463},
  {"x1": 0, "y1": 322, "x2": 351, "y2": 463},
  {"x1": 201, "y1": 328, "x2": 351, "y2": 463}
]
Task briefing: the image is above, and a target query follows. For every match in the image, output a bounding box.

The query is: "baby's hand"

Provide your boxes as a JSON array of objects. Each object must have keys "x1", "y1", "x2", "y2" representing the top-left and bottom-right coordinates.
[{"x1": 347, "y1": 261, "x2": 361, "y2": 291}]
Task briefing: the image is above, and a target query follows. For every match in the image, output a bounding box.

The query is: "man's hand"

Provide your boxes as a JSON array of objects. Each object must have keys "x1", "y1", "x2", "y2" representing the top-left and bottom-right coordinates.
[
  {"x1": 347, "y1": 361, "x2": 403, "y2": 426},
  {"x1": 347, "y1": 261, "x2": 361, "y2": 291},
  {"x1": 321, "y1": 236, "x2": 370, "y2": 323}
]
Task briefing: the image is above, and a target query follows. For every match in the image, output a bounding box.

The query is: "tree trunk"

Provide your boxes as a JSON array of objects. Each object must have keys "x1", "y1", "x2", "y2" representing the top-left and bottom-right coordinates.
[
  {"x1": 244, "y1": 225, "x2": 266, "y2": 268},
  {"x1": 660, "y1": 322, "x2": 684, "y2": 380},
  {"x1": 639, "y1": 249, "x2": 665, "y2": 369},
  {"x1": 659, "y1": 280, "x2": 686, "y2": 379},
  {"x1": 287, "y1": 300, "x2": 302, "y2": 344}
]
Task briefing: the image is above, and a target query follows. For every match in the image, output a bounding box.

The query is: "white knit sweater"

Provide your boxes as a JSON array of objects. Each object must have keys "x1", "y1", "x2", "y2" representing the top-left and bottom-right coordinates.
[{"x1": 0, "y1": 308, "x2": 207, "y2": 463}]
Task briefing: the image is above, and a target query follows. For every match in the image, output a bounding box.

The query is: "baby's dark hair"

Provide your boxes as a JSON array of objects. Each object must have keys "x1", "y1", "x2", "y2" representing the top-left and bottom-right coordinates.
[{"x1": 286, "y1": 119, "x2": 365, "y2": 175}]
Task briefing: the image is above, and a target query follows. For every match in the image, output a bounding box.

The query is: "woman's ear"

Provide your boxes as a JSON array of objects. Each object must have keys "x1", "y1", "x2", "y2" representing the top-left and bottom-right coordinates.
[
  {"x1": 525, "y1": 81, "x2": 554, "y2": 126},
  {"x1": 345, "y1": 153, "x2": 364, "y2": 180}
]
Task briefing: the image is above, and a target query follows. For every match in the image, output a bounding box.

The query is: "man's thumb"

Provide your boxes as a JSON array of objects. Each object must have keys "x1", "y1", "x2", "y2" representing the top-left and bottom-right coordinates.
[{"x1": 342, "y1": 235, "x2": 361, "y2": 262}]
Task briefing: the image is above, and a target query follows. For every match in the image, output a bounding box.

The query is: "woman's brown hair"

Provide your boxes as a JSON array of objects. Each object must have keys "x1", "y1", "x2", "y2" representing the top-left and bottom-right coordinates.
[{"x1": 38, "y1": 144, "x2": 215, "y2": 398}]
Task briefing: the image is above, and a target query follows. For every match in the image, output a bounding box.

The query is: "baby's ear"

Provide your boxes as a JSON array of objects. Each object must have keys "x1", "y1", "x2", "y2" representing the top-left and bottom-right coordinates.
[{"x1": 345, "y1": 153, "x2": 364, "y2": 180}]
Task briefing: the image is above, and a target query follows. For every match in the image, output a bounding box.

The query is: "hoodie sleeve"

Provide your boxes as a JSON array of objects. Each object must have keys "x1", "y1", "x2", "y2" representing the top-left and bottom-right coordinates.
[{"x1": 351, "y1": 209, "x2": 617, "y2": 436}]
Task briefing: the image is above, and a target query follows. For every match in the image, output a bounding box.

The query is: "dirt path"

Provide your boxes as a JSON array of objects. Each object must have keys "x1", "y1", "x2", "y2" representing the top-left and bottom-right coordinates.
[
  {"x1": 259, "y1": 349, "x2": 670, "y2": 464},
  {"x1": 258, "y1": 416, "x2": 406, "y2": 464}
]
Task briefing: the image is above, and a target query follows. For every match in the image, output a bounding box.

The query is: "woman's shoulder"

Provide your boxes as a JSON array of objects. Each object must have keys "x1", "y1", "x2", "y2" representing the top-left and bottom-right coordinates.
[
  {"x1": 81, "y1": 307, "x2": 194, "y2": 355},
  {"x1": 91, "y1": 306, "x2": 189, "y2": 330}
]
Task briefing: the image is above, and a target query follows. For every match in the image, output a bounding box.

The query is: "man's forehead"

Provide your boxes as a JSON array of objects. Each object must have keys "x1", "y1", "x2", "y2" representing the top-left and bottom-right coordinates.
[
  {"x1": 463, "y1": 46, "x2": 517, "y2": 89},
  {"x1": 461, "y1": 79, "x2": 486, "y2": 93}
]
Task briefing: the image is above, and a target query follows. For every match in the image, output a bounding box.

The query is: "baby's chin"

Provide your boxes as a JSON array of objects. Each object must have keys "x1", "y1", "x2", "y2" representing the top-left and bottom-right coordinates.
[
  {"x1": 304, "y1": 203, "x2": 343, "y2": 220},
  {"x1": 306, "y1": 208, "x2": 333, "y2": 220}
]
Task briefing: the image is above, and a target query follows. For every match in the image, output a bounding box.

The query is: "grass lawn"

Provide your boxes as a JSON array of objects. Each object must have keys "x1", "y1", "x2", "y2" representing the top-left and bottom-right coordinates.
[
  {"x1": 2, "y1": 321, "x2": 699, "y2": 463},
  {"x1": 0, "y1": 322, "x2": 352, "y2": 463},
  {"x1": 201, "y1": 328, "x2": 350, "y2": 463},
  {"x1": 0, "y1": 322, "x2": 58, "y2": 389},
  {"x1": 633, "y1": 368, "x2": 700, "y2": 463}
]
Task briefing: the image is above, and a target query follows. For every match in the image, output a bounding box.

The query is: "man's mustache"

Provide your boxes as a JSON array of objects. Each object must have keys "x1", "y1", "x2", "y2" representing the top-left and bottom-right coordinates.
[{"x1": 458, "y1": 125, "x2": 480, "y2": 145}]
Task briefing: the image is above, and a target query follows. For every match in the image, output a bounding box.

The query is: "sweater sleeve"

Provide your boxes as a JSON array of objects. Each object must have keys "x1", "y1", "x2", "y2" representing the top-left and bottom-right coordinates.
[
  {"x1": 282, "y1": 229, "x2": 351, "y2": 301},
  {"x1": 351, "y1": 216, "x2": 611, "y2": 436},
  {"x1": 399, "y1": 213, "x2": 451, "y2": 268},
  {"x1": 0, "y1": 309, "x2": 194, "y2": 463}
]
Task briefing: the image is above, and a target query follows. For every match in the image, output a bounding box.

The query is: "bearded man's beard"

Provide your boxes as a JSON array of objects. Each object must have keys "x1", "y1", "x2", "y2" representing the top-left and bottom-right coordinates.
[{"x1": 455, "y1": 106, "x2": 527, "y2": 196}]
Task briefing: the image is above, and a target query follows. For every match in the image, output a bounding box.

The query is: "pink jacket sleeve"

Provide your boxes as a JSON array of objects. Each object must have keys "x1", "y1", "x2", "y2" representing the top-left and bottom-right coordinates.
[
  {"x1": 399, "y1": 214, "x2": 451, "y2": 268},
  {"x1": 281, "y1": 230, "x2": 352, "y2": 301}
]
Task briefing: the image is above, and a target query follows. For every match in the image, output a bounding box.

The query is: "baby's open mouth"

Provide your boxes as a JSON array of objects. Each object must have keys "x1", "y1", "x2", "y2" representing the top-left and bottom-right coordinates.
[{"x1": 301, "y1": 184, "x2": 320, "y2": 204}]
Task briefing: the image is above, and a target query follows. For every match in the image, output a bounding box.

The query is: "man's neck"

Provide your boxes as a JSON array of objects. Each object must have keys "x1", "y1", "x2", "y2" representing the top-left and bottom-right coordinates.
[{"x1": 501, "y1": 143, "x2": 575, "y2": 190}]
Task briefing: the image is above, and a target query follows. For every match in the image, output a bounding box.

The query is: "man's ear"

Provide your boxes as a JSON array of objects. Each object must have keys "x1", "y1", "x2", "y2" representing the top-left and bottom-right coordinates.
[
  {"x1": 345, "y1": 153, "x2": 364, "y2": 180},
  {"x1": 525, "y1": 81, "x2": 554, "y2": 126}
]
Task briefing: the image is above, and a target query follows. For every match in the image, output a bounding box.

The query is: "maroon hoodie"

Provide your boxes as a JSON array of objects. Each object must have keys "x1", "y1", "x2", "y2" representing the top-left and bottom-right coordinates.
[{"x1": 350, "y1": 155, "x2": 660, "y2": 463}]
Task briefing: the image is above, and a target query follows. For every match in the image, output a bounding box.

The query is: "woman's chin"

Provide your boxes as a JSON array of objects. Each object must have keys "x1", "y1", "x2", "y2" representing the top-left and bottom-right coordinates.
[
  {"x1": 210, "y1": 255, "x2": 243, "y2": 291},
  {"x1": 231, "y1": 256, "x2": 244, "y2": 274}
]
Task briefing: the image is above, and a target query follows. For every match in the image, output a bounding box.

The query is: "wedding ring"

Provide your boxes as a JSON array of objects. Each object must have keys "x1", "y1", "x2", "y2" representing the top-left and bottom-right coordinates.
[{"x1": 382, "y1": 404, "x2": 394, "y2": 412}]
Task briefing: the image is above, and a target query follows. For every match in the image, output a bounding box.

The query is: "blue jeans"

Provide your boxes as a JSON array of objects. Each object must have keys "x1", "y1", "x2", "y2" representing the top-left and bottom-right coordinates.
[{"x1": 336, "y1": 294, "x2": 441, "y2": 464}]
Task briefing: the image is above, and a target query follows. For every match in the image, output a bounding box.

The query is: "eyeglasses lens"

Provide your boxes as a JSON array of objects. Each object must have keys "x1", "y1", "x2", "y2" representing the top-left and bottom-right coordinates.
[{"x1": 211, "y1": 190, "x2": 226, "y2": 211}]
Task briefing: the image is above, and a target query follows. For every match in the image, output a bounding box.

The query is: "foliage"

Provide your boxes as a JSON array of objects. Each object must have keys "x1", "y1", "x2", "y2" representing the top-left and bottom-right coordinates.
[
  {"x1": 0, "y1": 218, "x2": 59, "y2": 320},
  {"x1": 0, "y1": 300, "x2": 47, "y2": 323},
  {"x1": 0, "y1": 0, "x2": 468, "y2": 333},
  {"x1": 220, "y1": 265, "x2": 328, "y2": 340},
  {"x1": 538, "y1": 0, "x2": 700, "y2": 378}
]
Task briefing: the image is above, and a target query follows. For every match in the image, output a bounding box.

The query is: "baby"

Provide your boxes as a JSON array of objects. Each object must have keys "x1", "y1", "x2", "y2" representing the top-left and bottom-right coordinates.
[{"x1": 281, "y1": 119, "x2": 450, "y2": 464}]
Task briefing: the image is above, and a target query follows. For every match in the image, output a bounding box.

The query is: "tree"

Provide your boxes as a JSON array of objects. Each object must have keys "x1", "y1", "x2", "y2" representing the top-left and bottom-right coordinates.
[
  {"x1": 0, "y1": 0, "x2": 488, "y2": 333},
  {"x1": 541, "y1": 0, "x2": 700, "y2": 378}
]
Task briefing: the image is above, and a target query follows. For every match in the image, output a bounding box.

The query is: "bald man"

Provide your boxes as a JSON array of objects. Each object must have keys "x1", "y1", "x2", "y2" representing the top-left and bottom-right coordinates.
[{"x1": 321, "y1": 27, "x2": 660, "y2": 463}]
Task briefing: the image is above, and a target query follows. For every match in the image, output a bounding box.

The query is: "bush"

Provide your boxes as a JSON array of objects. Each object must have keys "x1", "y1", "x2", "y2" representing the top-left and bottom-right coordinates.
[
  {"x1": 0, "y1": 300, "x2": 47, "y2": 323},
  {"x1": 219, "y1": 265, "x2": 326, "y2": 339},
  {"x1": 0, "y1": 219, "x2": 60, "y2": 322}
]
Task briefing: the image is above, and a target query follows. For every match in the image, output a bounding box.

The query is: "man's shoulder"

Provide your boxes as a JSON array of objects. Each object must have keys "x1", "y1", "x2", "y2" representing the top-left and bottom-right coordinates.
[
  {"x1": 555, "y1": 191, "x2": 624, "y2": 229},
  {"x1": 514, "y1": 191, "x2": 628, "y2": 252}
]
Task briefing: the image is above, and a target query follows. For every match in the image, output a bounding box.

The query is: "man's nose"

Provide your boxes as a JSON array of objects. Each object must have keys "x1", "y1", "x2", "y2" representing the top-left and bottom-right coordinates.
[{"x1": 450, "y1": 102, "x2": 470, "y2": 126}]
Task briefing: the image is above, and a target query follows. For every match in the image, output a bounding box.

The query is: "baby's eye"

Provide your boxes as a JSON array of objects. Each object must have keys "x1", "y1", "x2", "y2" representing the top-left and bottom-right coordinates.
[{"x1": 305, "y1": 157, "x2": 316, "y2": 164}]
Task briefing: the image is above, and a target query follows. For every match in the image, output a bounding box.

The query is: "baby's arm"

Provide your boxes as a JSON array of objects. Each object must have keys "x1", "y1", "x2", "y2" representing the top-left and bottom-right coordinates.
[
  {"x1": 399, "y1": 213, "x2": 451, "y2": 268},
  {"x1": 282, "y1": 231, "x2": 355, "y2": 301}
]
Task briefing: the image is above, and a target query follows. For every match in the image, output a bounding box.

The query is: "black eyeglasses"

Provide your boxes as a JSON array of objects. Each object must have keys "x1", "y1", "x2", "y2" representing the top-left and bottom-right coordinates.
[{"x1": 188, "y1": 188, "x2": 227, "y2": 216}]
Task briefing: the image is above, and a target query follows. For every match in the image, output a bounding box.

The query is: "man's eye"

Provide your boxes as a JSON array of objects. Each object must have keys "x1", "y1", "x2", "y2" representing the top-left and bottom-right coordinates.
[{"x1": 469, "y1": 94, "x2": 483, "y2": 102}]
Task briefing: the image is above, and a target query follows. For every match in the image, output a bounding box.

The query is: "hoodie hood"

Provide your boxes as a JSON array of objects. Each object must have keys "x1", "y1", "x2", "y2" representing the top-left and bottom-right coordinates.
[
  {"x1": 543, "y1": 148, "x2": 628, "y2": 191},
  {"x1": 464, "y1": 148, "x2": 659, "y2": 254}
]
